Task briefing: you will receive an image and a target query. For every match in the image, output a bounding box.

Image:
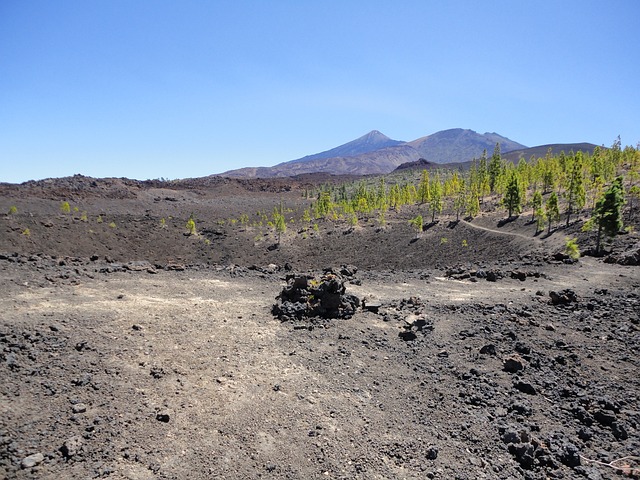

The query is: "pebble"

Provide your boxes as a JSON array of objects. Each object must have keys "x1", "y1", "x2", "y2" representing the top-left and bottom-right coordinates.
[{"x1": 21, "y1": 453, "x2": 44, "y2": 469}]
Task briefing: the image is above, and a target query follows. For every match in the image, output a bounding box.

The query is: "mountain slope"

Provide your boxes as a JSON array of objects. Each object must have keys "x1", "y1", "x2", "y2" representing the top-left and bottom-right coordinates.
[
  {"x1": 502, "y1": 143, "x2": 601, "y2": 163},
  {"x1": 221, "y1": 129, "x2": 526, "y2": 178},
  {"x1": 288, "y1": 130, "x2": 405, "y2": 165},
  {"x1": 407, "y1": 129, "x2": 525, "y2": 163}
]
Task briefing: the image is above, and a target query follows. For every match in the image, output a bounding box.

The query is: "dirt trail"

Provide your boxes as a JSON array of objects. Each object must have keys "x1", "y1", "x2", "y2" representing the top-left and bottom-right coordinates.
[{"x1": 460, "y1": 219, "x2": 542, "y2": 243}]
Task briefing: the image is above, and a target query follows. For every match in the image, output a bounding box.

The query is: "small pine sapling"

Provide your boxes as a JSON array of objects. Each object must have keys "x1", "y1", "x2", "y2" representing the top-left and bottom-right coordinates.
[
  {"x1": 408, "y1": 215, "x2": 423, "y2": 238},
  {"x1": 186, "y1": 215, "x2": 197, "y2": 235},
  {"x1": 564, "y1": 237, "x2": 580, "y2": 260}
]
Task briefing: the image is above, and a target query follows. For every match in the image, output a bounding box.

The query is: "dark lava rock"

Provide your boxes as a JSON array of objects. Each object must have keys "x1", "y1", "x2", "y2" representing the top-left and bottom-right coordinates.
[
  {"x1": 503, "y1": 355, "x2": 525, "y2": 373},
  {"x1": 548, "y1": 434, "x2": 581, "y2": 468},
  {"x1": 426, "y1": 446, "x2": 438, "y2": 460},
  {"x1": 510, "y1": 270, "x2": 527, "y2": 281},
  {"x1": 486, "y1": 270, "x2": 501, "y2": 282},
  {"x1": 272, "y1": 271, "x2": 360, "y2": 321},
  {"x1": 549, "y1": 289, "x2": 578, "y2": 305},
  {"x1": 480, "y1": 344, "x2": 497, "y2": 355},
  {"x1": 60, "y1": 436, "x2": 83, "y2": 458},
  {"x1": 398, "y1": 331, "x2": 417, "y2": 341},
  {"x1": 156, "y1": 412, "x2": 170, "y2": 423},
  {"x1": 514, "y1": 381, "x2": 537, "y2": 395}
]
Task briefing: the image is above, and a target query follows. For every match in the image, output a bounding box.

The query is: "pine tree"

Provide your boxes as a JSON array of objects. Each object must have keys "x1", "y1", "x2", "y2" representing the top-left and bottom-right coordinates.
[
  {"x1": 591, "y1": 177, "x2": 625, "y2": 254},
  {"x1": 466, "y1": 188, "x2": 480, "y2": 219},
  {"x1": 534, "y1": 207, "x2": 546, "y2": 234},
  {"x1": 565, "y1": 152, "x2": 586, "y2": 226},
  {"x1": 488, "y1": 143, "x2": 502, "y2": 193},
  {"x1": 417, "y1": 170, "x2": 430, "y2": 204},
  {"x1": 531, "y1": 191, "x2": 543, "y2": 220},
  {"x1": 545, "y1": 192, "x2": 560, "y2": 234},
  {"x1": 453, "y1": 180, "x2": 467, "y2": 221},
  {"x1": 503, "y1": 172, "x2": 522, "y2": 218},
  {"x1": 430, "y1": 176, "x2": 443, "y2": 222},
  {"x1": 274, "y1": 212, "x2": 286, "y2": 244},
  {"x1": 409, "y1": 215, "x2": 423, "y2": 238}
]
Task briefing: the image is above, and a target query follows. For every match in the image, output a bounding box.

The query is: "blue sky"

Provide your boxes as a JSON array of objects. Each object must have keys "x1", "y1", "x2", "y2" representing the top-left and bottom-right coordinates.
[{"x1": 1, "y1": 0, "x2": 639, "y2": 183}]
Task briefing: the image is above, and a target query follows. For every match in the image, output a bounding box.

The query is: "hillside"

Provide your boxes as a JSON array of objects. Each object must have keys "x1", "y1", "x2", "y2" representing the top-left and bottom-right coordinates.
[
  {"x1": 221, "y1": 128, "x2": 526, "y2": 178},
  {"x1": 502, "y1": 143, "x2": 601, "y2": 163}
]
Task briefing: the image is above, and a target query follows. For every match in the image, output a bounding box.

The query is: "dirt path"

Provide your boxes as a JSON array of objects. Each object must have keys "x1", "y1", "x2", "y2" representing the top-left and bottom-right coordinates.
[{"x1": 460, "y1": 219, "x2": 542, "y2": 243}]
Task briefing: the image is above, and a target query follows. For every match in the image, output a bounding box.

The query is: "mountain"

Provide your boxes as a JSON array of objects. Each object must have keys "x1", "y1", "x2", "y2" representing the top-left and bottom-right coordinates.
[
  {"x1": 501, "y1": 143, "x2": 601, "y2": 163},
  {"x1": 220, "y1": 129, "x2": 527, "y2": 178},
  {"x1": 406, "y1": 129, "x2": 525, "y2": 163},
  {"x1": 289, "y1": 130, "x2": 405, "y2": 164}
]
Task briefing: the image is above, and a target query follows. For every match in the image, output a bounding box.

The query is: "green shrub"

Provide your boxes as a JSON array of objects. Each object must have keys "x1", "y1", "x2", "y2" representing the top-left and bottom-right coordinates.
[
  {"x1": 21, "y1": 228, "x2": 30, "y2": 236},
  {"x1": 186, "y1": 216, "x2": 197, "y2": 235},
  {"x1": 108, "y1": 221, "x2": 117, "y2": 229},
  {"x1": 60, "y1": 201, "x2": 71, "y2": 214},
  {"x1": 97, "y1": 215, "x2": 103, "y2": 223},
  {"x1": 8, "y1": 206, "x2": 17, "y2": 215}
]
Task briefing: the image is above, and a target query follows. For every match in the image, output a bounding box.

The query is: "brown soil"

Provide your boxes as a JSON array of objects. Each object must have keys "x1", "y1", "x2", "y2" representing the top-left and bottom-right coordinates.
[{"x1": 1, "y1": 175, "x2": 639, "y2": 479}]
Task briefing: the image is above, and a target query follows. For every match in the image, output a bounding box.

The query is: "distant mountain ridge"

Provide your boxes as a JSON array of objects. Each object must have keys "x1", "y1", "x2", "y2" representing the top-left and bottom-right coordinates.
[
  {"x1": 502, "y1": 143, "x2": 601, "y2": 163},
  {"x1": 221, "y1": 128, "x2": 527, "y2": 178}
]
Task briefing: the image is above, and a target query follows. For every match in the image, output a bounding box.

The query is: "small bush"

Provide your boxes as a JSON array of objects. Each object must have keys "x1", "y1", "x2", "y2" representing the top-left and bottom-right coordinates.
[
  {"x1": 186, "y1": 216, "x2": 197, "y2": 235},
  {"x1": 21, "y1": 228, "x2": 30, "y2": 236},
  {"x1": 440, "y1": 237, "x2": 448, "y2": 245},
  {"x1": 97, "y1": 215, "x2": 103, "y2": 223},
  {"x1": 108, "y1": 221, "x2": 117, "y2": 229},
  {"x1": 160, "y1": 218, "x2": 166, "y2": 228},
  {"x1": 80, "y1": 211, "x2": 88, "y2": 222},
  {"x1": 8, "y1": 206, "x2": 17, "y2": 215},
  {"x1": 60, "y1": 201, "x2": 71, "y2": 214},
  {"x1": 462, "y1": 239, "x2": 468, "y2": 247}
]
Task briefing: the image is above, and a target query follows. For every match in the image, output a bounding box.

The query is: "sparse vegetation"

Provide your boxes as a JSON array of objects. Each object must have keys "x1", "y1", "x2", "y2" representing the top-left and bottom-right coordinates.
[
  {"x1": 108, "y1": 221, "x2": 117, "y2": 229},
  {"x1": 186, "y1": 215, "x2": 197, "y2": 235},
  {"x1": 409, "y1": 215, "x2": 423, "y2": 238},
  {"x1": 583, "y1": 176, "x2": 625, "y2": 254},
  {"x1": 8, "y1": 206, "x2": 17, "y2": 215},
  {"x1": 60, "y1": 201, "x2": 71, "y2": 214},
  {"x1": 564, "y1": 237, "x2": 580, "y2": 260}
]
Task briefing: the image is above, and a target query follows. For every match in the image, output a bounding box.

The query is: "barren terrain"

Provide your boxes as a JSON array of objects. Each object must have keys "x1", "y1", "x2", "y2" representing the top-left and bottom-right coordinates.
[{"x1": 1, "y1": 175, "x2": 638, "y2": 479}]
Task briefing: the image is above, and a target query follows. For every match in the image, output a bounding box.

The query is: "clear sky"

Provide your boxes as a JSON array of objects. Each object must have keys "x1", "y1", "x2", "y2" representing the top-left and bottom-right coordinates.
[{"x1": 1, "y1": 0, "x2": 639, "y2": 183}]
